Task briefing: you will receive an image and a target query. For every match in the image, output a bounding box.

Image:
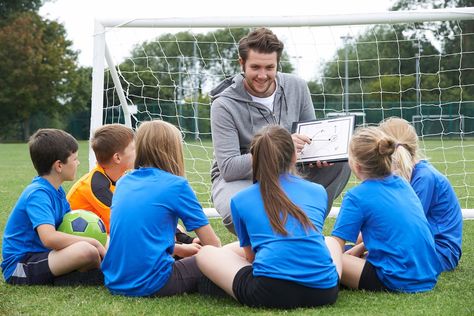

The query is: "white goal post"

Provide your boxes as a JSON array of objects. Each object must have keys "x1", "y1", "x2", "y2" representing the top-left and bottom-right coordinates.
[{"x1": 91, "y1": 8, "x2": 474, "y2": 217}]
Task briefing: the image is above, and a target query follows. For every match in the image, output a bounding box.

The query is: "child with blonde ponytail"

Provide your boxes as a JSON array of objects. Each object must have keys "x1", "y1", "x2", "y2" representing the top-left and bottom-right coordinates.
[
  {"x1": 332, "y1": 127, "x2": 440, "y2": 293},
  {"x1": 380, "y1": 117, "x2": 462, "y2": 272},
  {"x1": 101, "y1": 120, "x2": 220, "y2": 297},
  {"x1": 196, "y1": 125, "x2": 341, "y2": 309}
]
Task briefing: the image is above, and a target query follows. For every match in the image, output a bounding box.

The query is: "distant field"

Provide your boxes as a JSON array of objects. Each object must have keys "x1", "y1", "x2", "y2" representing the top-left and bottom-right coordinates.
[{"x1": 181, "y1": 138, "x2": 474, "y2": 209}]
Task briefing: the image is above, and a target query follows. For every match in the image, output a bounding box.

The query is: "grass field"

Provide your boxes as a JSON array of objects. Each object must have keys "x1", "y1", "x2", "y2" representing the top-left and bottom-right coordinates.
[{"x1": 0, "y1": 141, "x2": 473, "y2": 315}]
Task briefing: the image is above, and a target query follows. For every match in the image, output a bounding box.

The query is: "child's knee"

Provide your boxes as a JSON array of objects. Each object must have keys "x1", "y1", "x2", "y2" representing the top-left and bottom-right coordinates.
[{"x1": 74, "y1": 241, "x2": 101, "y2": 264}]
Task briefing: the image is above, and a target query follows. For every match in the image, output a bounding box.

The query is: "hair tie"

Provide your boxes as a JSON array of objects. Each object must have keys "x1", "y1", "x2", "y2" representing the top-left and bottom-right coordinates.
[{"x1": 396, "y1": 143, "x2": 404, "y2": 149}]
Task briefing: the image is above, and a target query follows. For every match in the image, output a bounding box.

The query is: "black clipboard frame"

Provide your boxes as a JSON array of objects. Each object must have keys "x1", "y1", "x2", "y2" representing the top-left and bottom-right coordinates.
[{"x1": 292, "y1": 115, "x2": 355, "y2": 164}]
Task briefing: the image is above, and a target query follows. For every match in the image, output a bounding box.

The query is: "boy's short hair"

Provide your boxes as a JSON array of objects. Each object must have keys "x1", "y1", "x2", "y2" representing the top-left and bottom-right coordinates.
[
  {"x1": 29, "y1": 129, "x2": 79, "y2": 176},
  {"x1": 91, "y1": 124, "x2": 134, "y2": 165}
]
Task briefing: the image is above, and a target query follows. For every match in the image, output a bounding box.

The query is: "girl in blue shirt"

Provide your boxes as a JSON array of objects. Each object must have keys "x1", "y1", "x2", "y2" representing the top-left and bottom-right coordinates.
[
  {"x1": 379, "y1": 117, "x2": 462, "y2": 271},
  {"x1": 101, "y1": 120, "x2": 220, "y2": 297},
  {"x1": 332, "y1": 127, "x2": 440, "y2": 293},
  {"x1": 196, "y1": 125, "x2": 341, "y2": 309}
]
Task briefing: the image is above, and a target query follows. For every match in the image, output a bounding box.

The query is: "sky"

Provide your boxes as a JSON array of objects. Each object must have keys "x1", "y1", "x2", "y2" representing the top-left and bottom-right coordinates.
[{"x1": 39, "y1": 0, "x2": 395, "y2": 75}]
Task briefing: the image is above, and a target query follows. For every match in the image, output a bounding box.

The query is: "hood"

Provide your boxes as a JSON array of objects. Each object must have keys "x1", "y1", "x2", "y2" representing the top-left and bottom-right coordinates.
[{"x1": 209, "y1": 73, "x2": 252, "y2": 103}]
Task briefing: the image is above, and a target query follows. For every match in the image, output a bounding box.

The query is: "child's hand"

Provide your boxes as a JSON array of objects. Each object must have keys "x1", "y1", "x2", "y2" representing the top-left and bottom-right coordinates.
[
  {"x1": 345, "y1": 242, "x2": 366, "y2": 258},
  {"x1": 86, "y1": 238, "x2": 106, "y2": 259},
  {"x1": 174, "y1": 243, "x2": 202, "y2": 258},
  {"x1": 192, "y1": 237, "x2": 201, "y2": 245}
]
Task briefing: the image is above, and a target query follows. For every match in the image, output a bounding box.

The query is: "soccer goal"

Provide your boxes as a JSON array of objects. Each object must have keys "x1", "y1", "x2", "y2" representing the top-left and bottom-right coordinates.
[{"x1": 91, "y1": 8, "x2": 474, "y2": 214}]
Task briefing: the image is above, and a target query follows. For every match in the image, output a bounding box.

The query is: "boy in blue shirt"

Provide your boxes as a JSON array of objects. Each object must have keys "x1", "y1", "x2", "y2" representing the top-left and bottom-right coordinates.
[{"x1": 2, "y1": 129, "x2": 106, "y2": 285}]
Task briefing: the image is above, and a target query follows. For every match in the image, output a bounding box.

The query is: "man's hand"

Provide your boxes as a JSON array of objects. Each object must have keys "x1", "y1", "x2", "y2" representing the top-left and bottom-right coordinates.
[
  {"x1": 292, "y1": 133, "x2": 334, "y2": 168},
  {"x1": 309, "y1": 160, "x2": 333, "y2": 168},
  {"x1": 291, "y1": 133, "x2": 311, "y2": 153}
]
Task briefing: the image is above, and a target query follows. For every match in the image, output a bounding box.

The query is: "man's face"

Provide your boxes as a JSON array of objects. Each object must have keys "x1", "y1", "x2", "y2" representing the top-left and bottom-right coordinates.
[{"x1": 240, "y1": 49, "x2": 277, "y2": 98}]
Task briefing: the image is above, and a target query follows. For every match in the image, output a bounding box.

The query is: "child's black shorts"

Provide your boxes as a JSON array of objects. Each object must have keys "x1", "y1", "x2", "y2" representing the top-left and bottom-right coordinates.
[
  {"x1": 358, "y1": 261, "x2": 391, "y2": 292},
  {"x1": 232, "y1": 265, "x2": 339, "y2": 309},
  {"x1": 7, "y1": 252, "x2": 54, "y2": 285}
]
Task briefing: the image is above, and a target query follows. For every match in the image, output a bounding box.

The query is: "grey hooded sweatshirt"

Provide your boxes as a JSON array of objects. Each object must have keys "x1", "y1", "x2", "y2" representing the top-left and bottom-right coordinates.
[{"x1": 210, "y1": 72, "x2": 315, "y2": 183}]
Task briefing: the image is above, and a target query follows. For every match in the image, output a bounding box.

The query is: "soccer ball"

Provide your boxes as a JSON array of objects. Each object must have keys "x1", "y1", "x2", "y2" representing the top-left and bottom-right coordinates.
[{"x1": 58, "y1": 210, "x2": 107, "y2": 246}]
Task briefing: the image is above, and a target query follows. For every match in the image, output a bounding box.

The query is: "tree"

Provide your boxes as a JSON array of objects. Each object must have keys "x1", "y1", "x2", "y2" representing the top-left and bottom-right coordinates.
[
  {"x1": 0, "y1": 11, "x2": 78, "y2": 139},
  {"x1": 310, "y1": 24, "x2": 448, "y2": 120},
  {"x1": 0, "y1": 0, "x2": 43, "y2": 22},
  {"x1": 64, "y1": 66, "x2": 92, "y2": 139},
  {"x1": 391, "y1": 0, "x2": 474, "y2": 97}
]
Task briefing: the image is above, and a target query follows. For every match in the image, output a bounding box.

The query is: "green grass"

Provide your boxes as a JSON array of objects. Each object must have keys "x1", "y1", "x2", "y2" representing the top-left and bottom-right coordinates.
[{"x1": 1, "y1": 141, "x2": 473, "y2": 315}]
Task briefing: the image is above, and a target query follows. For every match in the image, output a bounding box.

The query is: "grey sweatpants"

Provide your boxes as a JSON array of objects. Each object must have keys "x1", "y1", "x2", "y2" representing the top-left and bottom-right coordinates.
[{"x1": 211, "y1": 161, "x2": 351, "y2": 234}]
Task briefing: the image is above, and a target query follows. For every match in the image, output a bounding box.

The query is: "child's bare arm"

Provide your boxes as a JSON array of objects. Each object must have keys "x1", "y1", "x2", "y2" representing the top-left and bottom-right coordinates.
[
  {"x1": 332, "y1": 236, "x2": 346, "y2": 252},
  {"x1": 36, "y1": 224, "x2": 106, "y2": 258},
  {"x1": 194, "y1": 224, "x2": 221, "y2": 247},
  {"x1": 173, "y1": 243, "x2": 201, "y2": 258}
]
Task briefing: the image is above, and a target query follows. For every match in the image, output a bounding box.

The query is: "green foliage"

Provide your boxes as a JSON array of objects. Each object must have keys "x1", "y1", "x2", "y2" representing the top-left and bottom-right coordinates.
[
  {"x1": 0, "y1": 11, "x2": 78, "y2": 140},
  {"x1": 116, "y1": 28, "x2": 252, "y2": 105},
  {"x1": 310, "y1": 22, "x2": 474, "y2": 113},
  {"x1": 0, "y1": 0, "x2": 44, "y2": 22},
  {"x1": 390, "y1": 0, "x2": 474, "y2": 97},
  {"x1": 63, "y1": 67, "x2": 92, "y2": 140}
]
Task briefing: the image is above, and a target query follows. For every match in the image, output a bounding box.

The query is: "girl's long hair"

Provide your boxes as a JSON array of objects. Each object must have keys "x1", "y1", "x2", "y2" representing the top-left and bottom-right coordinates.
[
  {"x1": 379, "y1": 117, "x2": 421, "y2": 181},
  {"x1": 250, "y1": 125, "x2": 316, "y2": 236},
  {"x1": 349, "y1": 126, "x2": 396, "y2": 179},
  {"x1": 134, "y1": 120, "x2": 185, "y2": 176}
]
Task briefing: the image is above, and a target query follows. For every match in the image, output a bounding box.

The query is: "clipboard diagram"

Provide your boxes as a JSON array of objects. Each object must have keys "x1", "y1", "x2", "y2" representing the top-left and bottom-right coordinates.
[{"x1": 294, "y1": 115, "x2": 355, "y2": 163}]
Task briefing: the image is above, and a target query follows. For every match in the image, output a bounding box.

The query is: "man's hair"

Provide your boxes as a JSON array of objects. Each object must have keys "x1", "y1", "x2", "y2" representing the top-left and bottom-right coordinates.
[
  {"x1": 134, "y1": 120, "x2": 184, "y2": 177},
  {"x1": 29, "y1": 129, "x2": 78, "y2": 176},
  {"x1": 250, "y1": 125, "x2": 316, "y2": 236},
  {"x1": 238, "y1": 27, "x2": 284, "y2": 64},
  {"x1": 91, "y1": 124, "x2": 134, "y2": 165}
]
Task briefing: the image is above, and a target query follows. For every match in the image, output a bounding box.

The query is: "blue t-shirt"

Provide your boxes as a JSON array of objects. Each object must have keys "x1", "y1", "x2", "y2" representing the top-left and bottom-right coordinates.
[
  {"x1": 1, "y1": 177, "x2": 70, "y2": 281},
  {"x1": 411, "y1": 160, "x2": 463, "y2": 271},
  {"x1": 231, "y1": 173, "x2": 339, "y2": 289},
  {"x1": 101, "y1": 167, "x2": 209, "y2": 297},
  {"x1": 332, "y1": 174, "x2": 440, "y2": 293}
]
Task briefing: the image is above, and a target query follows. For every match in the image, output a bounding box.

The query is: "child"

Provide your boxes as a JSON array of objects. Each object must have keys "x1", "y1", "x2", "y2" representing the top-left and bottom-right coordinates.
[
  {"x1": 196, "y1": 125, "x2": 342, "y2": 309},
  {"x1": 379, "y1": 117, "x2": 463, "y2": 271},
  {"x1": 67, "y1": 124, "x2": 135, "y2": 232},
  {"x1": 1, "y1": 129, "x2": 105, "y2": 285},
  {"x1": 67, "y1": 124, "x2": 197, "y2": 247},
  {"x1": 101, "y1": 120, "x2": 221, "y2": 297},
  {"x1": 331, "y1": 127, "x2": 441, "y2": 293}
]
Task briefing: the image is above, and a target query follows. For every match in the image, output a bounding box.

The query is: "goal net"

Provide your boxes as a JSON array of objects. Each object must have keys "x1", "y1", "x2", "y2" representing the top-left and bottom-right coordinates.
[{"x1": 91, "y1": 8, "x2": 474, "y2": 212}]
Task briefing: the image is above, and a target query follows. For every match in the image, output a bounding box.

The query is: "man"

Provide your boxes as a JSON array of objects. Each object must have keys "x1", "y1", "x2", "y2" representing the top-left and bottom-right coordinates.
[{"x1": 210, "y1": 27, "x2": 351, "y2": 233}]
